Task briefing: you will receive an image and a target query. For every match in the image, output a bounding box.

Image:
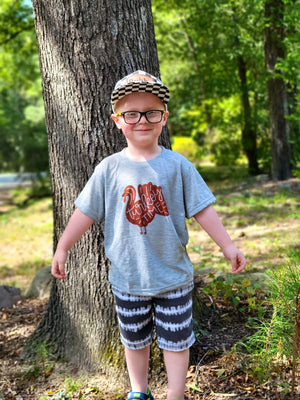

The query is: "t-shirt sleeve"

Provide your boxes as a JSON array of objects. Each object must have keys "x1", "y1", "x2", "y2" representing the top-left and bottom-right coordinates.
[
  {"x1": 74, "y1": 164, "x2": 105, "y2": 221},
  {"x1": 182, "y1": 162, "x2": 216, "y2": 219}
]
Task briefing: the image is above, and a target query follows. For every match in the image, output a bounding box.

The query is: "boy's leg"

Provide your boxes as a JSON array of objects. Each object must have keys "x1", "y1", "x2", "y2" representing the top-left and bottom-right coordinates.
[
  {"x1": 164, "y1": 349, "x2": 189, "y2": 400},
  {"x1": 154, "y1": 284, "x2": 194, "y2": 400},
  {"x1": 112, "y1": 286, "x2": 153, "y2": 395},
  {"x1": 125, "y1": 345, "x2": 150, "y2": 394}
]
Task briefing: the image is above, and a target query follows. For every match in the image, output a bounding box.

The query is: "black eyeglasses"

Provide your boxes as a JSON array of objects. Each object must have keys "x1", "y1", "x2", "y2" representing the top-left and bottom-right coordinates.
[{"x1": 115, "y1": 110, "x2": 165, "y2": 124}]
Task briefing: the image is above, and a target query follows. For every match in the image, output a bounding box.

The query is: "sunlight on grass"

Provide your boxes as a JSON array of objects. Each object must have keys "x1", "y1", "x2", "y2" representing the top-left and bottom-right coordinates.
[
  {"x1": 0, "y1": 197, "x2": 53, "y2": 291},
  {"x1": 188, "y1": 169, "x2": 300, "y2": 273}
]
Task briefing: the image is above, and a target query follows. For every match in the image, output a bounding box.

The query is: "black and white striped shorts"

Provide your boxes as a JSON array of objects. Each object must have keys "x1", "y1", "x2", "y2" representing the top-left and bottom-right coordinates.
[{"x1": 112, "y1": 283, "x2": 195, "y2": 351}]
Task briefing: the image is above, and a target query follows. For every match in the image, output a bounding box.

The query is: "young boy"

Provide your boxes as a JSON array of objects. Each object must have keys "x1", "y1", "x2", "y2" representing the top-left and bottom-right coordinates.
[{"x1": 52, "y1": 70, "x2": 246, "y2": 400}]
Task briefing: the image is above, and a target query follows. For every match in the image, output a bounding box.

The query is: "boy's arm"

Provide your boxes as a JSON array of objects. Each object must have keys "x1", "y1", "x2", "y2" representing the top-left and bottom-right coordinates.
[
  {"x1": 51, "y1": 208, "x2": 94, "y2": 279},
  {"x1": 194, "y1": 205, "x2": 246, "y2": 273}
]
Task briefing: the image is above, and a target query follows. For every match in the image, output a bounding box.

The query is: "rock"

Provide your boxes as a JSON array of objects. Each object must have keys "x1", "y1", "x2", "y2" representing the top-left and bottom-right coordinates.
[
  {"x1": 25, "y1": 266, "x2": 52, "y2": 298},
  {"x1": 231, "y1": 192, "x2": 244, "y2": 197},
  {"x1": 255, "y1": 174, "x2": 269, "y2": 182},
  {"x1": 265, "y1": 191, "x2": 273, "y2": 197},
  {"x1": 0, "y1": 285, "x2": 21, "y2": 308},
  {"x1": 279, "y1": 182, "x2": 291, "y2": 190},
  {"x1": 194, "y1": 269, "x2": 272, "y2": 292}
]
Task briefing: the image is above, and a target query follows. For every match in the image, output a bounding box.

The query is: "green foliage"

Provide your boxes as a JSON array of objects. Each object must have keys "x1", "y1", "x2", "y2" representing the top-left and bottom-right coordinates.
[
  {"x1": 48, "y1": 391, "x2": 70, "y2": 400},
  {"x1": 25, "y1": 342, "x2": 54, "y2": 380},
  {"x1": 196, "y1": 163, "x2": 249, "y2": 183},
  {"x1": 277, "y1": 0, "x2": 300, "y2": 170},
  {"x1": 0, "y1": 0, "x2": 298, "y2": 173},
  {"x1": 242, "y1": 261, "x2": 300, "y2": 390},
  {"x1": 64, "y1": 378, "x2": 82, "y2": 394},
  {"x1": 0, "y1": 0, "x2": 48, "y2": 172},
  {"x1": 38, "y1": 379, "x2": 109, "y2": 400},
  {"x1": 11, "y1": 173, "x2": 52, "y2": 206},
  {"x1": 171, "y1": 135, "x2": 201, "y2": 161},
  {"x1": 153, "y1": 0, "x2": 298, "y2": 172},
  {"x1": 0, "y1": 259, "x2": 49, "y2": 280},
  {"x1": 203, "y1": 273, "x2": 264, "y2": 313},
  {"x1": 39, "y1": 378, "x2": 87, "y2": 400},
  {"x1": 0, "y1": 0, "x2": 34, "y2": 46}
]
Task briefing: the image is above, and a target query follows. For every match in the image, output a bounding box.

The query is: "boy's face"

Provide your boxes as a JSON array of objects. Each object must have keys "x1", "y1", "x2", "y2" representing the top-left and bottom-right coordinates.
[{"x1": 111, "y1": 92, "x2": 169, "y2": 149}]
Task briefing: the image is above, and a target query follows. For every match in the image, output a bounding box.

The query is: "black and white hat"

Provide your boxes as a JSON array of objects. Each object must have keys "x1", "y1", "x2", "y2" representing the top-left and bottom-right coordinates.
[{"x1": 111, "y1": 70, "x2": 170, "y2": 110}]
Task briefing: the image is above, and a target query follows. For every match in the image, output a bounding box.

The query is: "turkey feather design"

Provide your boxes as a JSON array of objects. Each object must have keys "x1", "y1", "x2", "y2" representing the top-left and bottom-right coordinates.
[{"x1": 122, "y1": 182, "x2": 169, "y2": 234}]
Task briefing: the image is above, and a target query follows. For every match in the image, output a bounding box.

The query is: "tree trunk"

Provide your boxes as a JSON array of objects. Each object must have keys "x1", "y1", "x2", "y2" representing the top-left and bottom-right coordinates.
[
  {"x1": 24, "y1": 0, "x2": 170, "y2": 375},
  {"x1": 288, "y1": 83, "x2": 300, "y2": 168},
  {"x1": 237, "y1": 55, "x2": 259, "y2": 175},
  {"x1": 264, "y1": 0, "x2": 292, "y2": 181}
]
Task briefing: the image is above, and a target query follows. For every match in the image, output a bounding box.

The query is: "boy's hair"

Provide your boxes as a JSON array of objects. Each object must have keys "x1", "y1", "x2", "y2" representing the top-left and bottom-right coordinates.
[{"x1": 111, "y1": 70, "x2": 169, "y2": 111}]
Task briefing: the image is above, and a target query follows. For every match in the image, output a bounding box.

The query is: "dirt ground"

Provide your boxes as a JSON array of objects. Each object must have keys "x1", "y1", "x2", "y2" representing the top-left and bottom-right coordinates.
[{"x1": 1, "y1": 289, "x2": 299, "y2": 400}]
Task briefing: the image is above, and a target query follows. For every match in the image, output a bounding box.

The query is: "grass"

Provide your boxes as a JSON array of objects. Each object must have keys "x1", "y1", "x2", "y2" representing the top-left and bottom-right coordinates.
[
  {"x1": 0, "y1": 197, "x2": 53, "y2": 292},
  {"x1": 187, "y1": 165, "x2": 300, "y2": 274}
]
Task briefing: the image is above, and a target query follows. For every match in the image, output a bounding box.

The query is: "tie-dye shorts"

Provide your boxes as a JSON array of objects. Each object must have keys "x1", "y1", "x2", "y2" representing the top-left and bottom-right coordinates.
[{"x1": 112, "y1": 283, "x2": 195, "y2": 351}]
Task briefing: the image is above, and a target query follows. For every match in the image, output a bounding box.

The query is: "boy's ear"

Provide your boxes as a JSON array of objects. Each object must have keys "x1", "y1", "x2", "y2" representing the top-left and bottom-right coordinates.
[
  {"x1": 111, "y1": 114, "x2": 122, "y2": 130},
  {"x1": 162, "y1": 111, "x2": 169, "y2": 126}
]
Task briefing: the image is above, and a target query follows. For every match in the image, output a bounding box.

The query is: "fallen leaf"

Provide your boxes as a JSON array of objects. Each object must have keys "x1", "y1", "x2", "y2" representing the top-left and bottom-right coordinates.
[
  {"x1": 44, "y1": 366, "x2": 54, "y2": 378},
  {"x1": 236, "y1": 385, "x2": 254, "y2": 391},
  {"x1": 187, "y1": 384, "x2": 203, "y2": 393}
]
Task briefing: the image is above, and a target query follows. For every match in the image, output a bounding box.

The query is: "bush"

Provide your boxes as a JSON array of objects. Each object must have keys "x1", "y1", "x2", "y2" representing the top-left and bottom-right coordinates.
[{"x1": 171, "y1": 136, "x2": 200, "y2": 162}]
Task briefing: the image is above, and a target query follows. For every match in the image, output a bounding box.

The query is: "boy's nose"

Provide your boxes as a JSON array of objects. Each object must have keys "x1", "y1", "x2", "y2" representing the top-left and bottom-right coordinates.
[{"x1": 139, "y1": 114, "x2": 148, "y2": 123}]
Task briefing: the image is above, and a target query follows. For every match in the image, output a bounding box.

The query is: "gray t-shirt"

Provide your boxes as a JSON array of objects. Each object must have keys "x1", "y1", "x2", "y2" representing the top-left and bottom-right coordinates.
[{"x1": 75, "y1": 147, "x2": 216, "y2": 295}]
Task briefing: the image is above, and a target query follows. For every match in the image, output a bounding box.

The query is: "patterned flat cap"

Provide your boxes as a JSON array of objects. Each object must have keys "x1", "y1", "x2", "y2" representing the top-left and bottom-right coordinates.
[{"x1": 111, "y1": 70, "x2": 170, "y2": 110}]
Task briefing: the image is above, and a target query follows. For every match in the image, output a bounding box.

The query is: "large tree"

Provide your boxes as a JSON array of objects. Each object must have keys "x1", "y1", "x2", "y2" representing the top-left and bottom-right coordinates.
[{"x1": 25, "y1": 0, "x2": 170, "y2": 374}]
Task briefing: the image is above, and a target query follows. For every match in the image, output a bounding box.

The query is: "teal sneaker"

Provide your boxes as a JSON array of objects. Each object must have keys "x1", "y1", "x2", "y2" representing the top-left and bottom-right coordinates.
[{"x1": 127, "y1": 387, "x2": 155, "y2": 400}]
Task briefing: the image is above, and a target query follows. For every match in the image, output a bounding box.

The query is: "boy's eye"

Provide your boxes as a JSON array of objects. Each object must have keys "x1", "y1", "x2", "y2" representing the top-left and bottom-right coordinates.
[{"x1": 126, "y1": 112, "x2": 139, "y2": 118}]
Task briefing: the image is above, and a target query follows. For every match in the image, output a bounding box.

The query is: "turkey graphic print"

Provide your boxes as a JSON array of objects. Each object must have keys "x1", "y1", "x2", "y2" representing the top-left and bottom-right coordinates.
[{"x1": 122, "y1": 182, "x2": 169, "y2": 234}]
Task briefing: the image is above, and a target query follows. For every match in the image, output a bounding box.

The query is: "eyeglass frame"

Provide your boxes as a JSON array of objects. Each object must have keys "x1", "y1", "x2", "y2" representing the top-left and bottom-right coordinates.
[{"x1": 114, "y1": 110, "x2": 165, "y2": 124}]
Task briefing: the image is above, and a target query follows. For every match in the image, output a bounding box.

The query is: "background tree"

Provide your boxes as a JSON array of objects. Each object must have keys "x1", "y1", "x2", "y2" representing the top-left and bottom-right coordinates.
[
  {"x1": 264, "y1": 0, "x2": 293, "y2": 180},
  {"x1": 25, "y1": 0, "x2": 170, "y2": 373},
  {"x1": 284, "y1": 0, "x2": 300, "y2": 171}
]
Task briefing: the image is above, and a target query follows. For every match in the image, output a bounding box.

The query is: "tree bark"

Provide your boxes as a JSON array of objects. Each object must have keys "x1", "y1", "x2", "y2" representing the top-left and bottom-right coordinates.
[
  {"x1": 24, "y1": 0, "x2": 170, "y2": 375},
  {"x1": 264, "y1": 0, "x2": 292, "y2": 180}
]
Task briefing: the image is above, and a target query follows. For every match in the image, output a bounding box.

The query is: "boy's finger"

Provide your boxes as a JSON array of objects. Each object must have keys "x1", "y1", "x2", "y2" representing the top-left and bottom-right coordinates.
[
  {"x1": 232, "y1": 254, "x2": 246, "y2": 273},
  {"x1": 57, "y1": 264, "x2": 66, "y2": 279},
  {"x1": 51, "y1": 262, "x2": 66, "y2": 279}
]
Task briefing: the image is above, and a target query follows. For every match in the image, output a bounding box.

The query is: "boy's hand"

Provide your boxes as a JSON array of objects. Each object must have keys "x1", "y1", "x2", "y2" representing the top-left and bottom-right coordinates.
[
  {"x1": 51, "y1": 249, "x2": 68, "y2": 279},
  {"x1": 222, "y1": 244, "x2": 246, "y2": 274}
]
